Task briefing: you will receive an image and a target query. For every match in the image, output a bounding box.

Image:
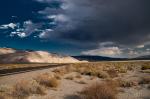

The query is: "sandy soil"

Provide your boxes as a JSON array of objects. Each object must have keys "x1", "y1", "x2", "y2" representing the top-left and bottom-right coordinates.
[{"x1": 0, "y1": 63, "x2": 149, "y2": 99}]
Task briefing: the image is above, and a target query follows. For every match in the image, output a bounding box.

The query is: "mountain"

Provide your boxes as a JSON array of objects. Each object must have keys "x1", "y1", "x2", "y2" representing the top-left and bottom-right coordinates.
[
  {"x1": 72, "y1": 55, "x2": 127, "y2": 61},
  {"x1": 0, "y1": 48, "x2": 16, "y2": 55},
  {"x1": 0, "y1": 48, "x2": 80, "y2": 63},
  {"x1": 134, "y1": 55, "x2": 150, "y2": 60}
]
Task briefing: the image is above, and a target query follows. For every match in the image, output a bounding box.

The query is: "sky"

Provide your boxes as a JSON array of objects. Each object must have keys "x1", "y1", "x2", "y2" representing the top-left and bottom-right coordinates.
[{"x1": 0, "y1": 0, "x2": 150, "y2": 58}]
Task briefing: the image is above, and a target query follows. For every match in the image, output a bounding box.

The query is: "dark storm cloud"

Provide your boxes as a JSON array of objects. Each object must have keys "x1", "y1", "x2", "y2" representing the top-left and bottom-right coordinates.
[
  {"x1": 0, "y1": 0, "x2": 149, "y2": 57},
  {"x1": 54, "y1": 0, "x2": 150, "y2": 47}
]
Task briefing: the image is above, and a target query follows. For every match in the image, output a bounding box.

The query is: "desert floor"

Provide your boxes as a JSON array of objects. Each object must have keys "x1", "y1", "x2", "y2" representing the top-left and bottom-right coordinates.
[{"x1": 0, "y1": 61, "x2": 149, "y2": 99}]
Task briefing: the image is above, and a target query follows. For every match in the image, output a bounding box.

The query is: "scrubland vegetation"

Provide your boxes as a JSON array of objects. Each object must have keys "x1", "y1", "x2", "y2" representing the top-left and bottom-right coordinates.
[
  {"x1": 0, "y1": 61, "x2": 149, "y2": 99},
  {"x1": 79, "y1": 81, "x2": 118, "y2": 99},
  {"x1": 0, "y1": 63, "x2": 52, "y2": 70}
]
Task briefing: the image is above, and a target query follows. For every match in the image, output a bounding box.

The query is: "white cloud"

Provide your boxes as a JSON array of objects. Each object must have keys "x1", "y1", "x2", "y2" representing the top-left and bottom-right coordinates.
[
  {"x1": 10, "y1": 32, "x2": 27, "y2": 38},
  {"x1": 9, "y1": 20, "x2": 41, "y2": 38},
  {"x1": 47, "y1": 14, "x2": 69, "y2": 22},
  {"x1": 39, "y1": 29, "x2": 53, "y2": 38},
  {"x1": 137, "y1": 45, "x2": 145, "y2": 48},
  {"x1": 47, "y1": 15, "x2": 57, "y2": 19},
  {"x1": 17, "y1": 32, "x2": 26, "y2": 38},
  {"x1": 0, "y1": 23, "x2": 17, "y2": 29},
  {"x1": 24, "y1": 20, "x2": 32, "y2": 25},
  {"x1": 128, "y1": 50, "x2": 138, "y2": 56},
  {"x1": 81, "y1": 47, "x2": 122, "y2": 57}
]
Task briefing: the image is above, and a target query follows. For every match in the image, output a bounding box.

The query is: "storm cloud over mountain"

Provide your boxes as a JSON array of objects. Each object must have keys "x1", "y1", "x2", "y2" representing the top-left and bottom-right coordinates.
[{"x1": 0, "y1": 0, "x2": 150, "y2": 57}]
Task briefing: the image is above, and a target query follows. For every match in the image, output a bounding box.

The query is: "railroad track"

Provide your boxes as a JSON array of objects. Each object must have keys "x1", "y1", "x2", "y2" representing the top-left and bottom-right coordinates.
[{"x1": 0, "y1": 64, "x2": 68, "y2": 76}]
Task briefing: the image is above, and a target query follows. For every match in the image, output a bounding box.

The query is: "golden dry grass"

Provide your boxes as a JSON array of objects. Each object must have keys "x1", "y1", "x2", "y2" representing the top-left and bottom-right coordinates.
[
  {"x1": 65, "y1": 75, "x2": 74, "y2": 80},
  {"x1": 139, "y1": 77, "x2": 150, "y2": 84},
  {"x1": 0, "y1": 63, "x2": 52, "y2": 70},
  {"x1": 79, "y1": 81, "x2": 118, "y2": 99},
  {"x1": 141, "y1": 65, "x2": 150, "y2": 70},
  {"x1": 12, "y1": 80, "x2": 46, "y2": 98},
  {"x1": 0, "y1": 93, "x2": 12, "y2": 99},
  {"x1": 35, "y1": 73, "x2": 60, "y2": 88}
]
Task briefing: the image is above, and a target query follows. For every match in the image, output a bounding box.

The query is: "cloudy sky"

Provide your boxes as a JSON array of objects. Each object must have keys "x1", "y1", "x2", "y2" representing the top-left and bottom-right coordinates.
[{"x1": 0, "y1": 0, "x2": 150, "y2": 58}]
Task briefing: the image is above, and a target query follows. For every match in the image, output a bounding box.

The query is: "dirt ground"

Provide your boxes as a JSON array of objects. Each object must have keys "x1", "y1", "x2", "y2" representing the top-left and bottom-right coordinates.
[{"x1": 0, "y1": 61, "x2": 149, "y2": 99}]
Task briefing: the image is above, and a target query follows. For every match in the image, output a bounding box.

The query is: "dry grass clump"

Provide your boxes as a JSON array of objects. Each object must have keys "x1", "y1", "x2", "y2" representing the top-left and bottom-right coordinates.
[
  {"x1": 0, "y1": 93, "x2": 12, "y2": 99},
  {"x1": 65, "y1": 75, "x2": 74, "y2": 80},
  {"x1": 116, "y1": 79, "x2": 138, "y2": 88},
  {"x1": 77, "y1": 67, "x2": 109, "y2": 79},
  {"x1": 0, "y1": 85, "x2": 12, "y2": 94},
  {"x1": 52, "y1": 68, "x2": 68, "y2": 76},
  {"x1": 96, "y1": 71, "x2": 110, "y2": 78},
  {"x1": 141, "y1": 65, "x2": 150, "y2": 70},
  {"x1": 140, "y1": 70, "x2": 150, "y2": 73},
  {"x1": 76, "y1": 79, "x2": 87, "y2": 84},
  {"x1": 35, "y1": 73, "x2": 60, "y2": 88},
  {"x1": 118, "y1": 68, "x2": 127, "y2": 73},
  {"x1": 107, "y1": 69, "x2": 118, "y2": 78},
  {"x1": 148, "y1": 84, "x2": 150, "y2": 89},
  {"x1": 0, "y1": 85, "x2": 13, "y2": 98},
  {"x1": 114, "y1": 65, "x2": 128, "y2": 73},
  {"x1": 79, "y1": 81, "x2": 117, "y2": 99},
  {"x1": 75, "y1": 74, "x2": 82, "y2": 79},
  {"x1": 12, "y1": 80, "x2": 46, "y2": 98},
  {"x1": 54, "y1": 73, "x2": 62, "y2": 80},
  {"x1": 139, "y1": 77, "x2": 150, "y2": 84}
]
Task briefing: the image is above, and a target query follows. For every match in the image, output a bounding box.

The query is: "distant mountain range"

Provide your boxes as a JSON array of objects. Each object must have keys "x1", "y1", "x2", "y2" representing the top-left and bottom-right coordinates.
[
  {"x1": 72, "y1": 55, "x2": 127, "y2": 61},
  {"x1": 133, "y1": 55, "x2": 150, "y2": 60},
  {"x1": 73, "y1": 55, "x2": 150, "y2": 61}
]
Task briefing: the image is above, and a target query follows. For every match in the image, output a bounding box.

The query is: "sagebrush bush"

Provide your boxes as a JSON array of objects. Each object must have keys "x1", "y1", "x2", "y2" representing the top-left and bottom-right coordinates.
[
  {"x1": 65, "y1": 75, "x2": 74, "y2": 80},
  {"x1": 139, "y1": 77, "x2": 150, "y2": 84},
  {"x1": 0, "y1": 93, "x2": 11, "y2": 99},
  {"x1": 35, "y1": 74, "x2": 60, "y2": 88},
  {"x1": 107, "y1": 69, "x2": 118, "y2": 78},
  {"x1": 116, "y1": 79, "x2": 138, "y2": 87},
  {"x1": 0, "y1": 85, "x2": 12, "y2": 93},
  {"x1": 141, "y1": 65, "x2": 150, "y2": 70},
  {"x1": 78, "y1": 67, "x2": 109, "y2": 79},
  {"x1": 79, "y1": 82, "x2": 117, "y2": 99},
  {"x1": 12, "y1": 80, "x2": 46, "y2": 98}
]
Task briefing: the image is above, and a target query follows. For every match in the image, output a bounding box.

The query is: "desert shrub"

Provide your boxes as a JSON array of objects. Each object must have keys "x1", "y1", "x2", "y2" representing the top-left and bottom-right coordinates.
[
  {"x1": 65, "y1": 75, "x2": 74, "y2": 80},
  {"x1": 0, "y1": 84, "x2": 13, "y2": 99},
  {"x1": 0, "y1": 85, "x2": 12, "y2": 93},
  {"x1": 54, "y1": 73, "x2": 62, "y2": 80},
  {"x1": 76, "y1": 79, "x2": 87, "y2": 84},
  {"x1": 75, "y1": 74, "x2": 82, "y2": 79},
  {"x1": 0, "y1": 93, "x2": 12, "y2": 99},
  {"x1": 65, "y1": 66, "x2": 77, "y2": 73},
  {"x1": 118, "y1": 68, "x2": 127, "y2": 73},
  {"x1": 141, "y1": 65, "x2": 150, "y2": 70},
  {"x1": 140, "y1": 70, "x2": 150, "y2": 73},
  {"x1": 35, "y1": 74, "x2": 60, "y2": 88},
  {"x1": 53, "y1": 68, "x2": 68, "y2": 76},
  {"x1": 96, "y1": 71, "x2": 110, "y2": 78},
  {"x1": 47, "y1": 77, "x2": 60, "y2": 88},
  {"x1": 107, "y1": 69, "x2": 118, "y2": 78},
  {"x1": 79, "y1": 82, "x2": 117, "y2": 99},
  {"x1": 117, "y1": 79, "x2": 138, "y2": 87},
  {"x1": 127, "y1": 64, "x2": 135, "y2": 71},
  {"x1": 12, "y1": 80, "x2": 46, "y2": 98},
  {"x1": 139, "y1": 77, "x2": 150, "y2": 84},
  {"x1": 148, "y1": 84, "x2": 150, "y2": 89},
  {"x1": 79, "y1": 67, "x2": 109, "y2": 79}
]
